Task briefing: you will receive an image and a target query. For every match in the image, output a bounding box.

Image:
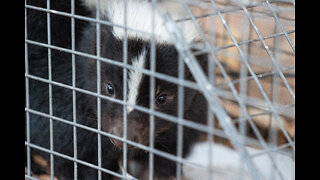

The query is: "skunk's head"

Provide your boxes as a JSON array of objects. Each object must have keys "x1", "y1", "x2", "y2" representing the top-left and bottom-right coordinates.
[{"x1": 80, "y1": 0, "x2": 206, "y2": 149}]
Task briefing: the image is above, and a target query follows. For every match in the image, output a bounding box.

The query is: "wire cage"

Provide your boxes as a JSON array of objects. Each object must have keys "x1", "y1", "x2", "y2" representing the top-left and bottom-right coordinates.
[{"x1": 25, "y1": 0, "x2": 295, "y2": 179}]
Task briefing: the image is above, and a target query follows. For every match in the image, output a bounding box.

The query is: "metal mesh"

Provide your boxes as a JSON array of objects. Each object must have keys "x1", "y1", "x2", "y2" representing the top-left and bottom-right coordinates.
[{"x1": 25, "y1": 0, "x2": 295, "y2": 179}]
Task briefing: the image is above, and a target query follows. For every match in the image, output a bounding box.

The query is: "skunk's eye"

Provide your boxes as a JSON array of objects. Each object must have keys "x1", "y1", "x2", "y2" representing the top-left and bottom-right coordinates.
[
  {"x1": 156, "y1": 94, "x2": 167, "y2": 105},
  {"x1": 106, "y1": 82, "x2": 115, "y2": 96}
]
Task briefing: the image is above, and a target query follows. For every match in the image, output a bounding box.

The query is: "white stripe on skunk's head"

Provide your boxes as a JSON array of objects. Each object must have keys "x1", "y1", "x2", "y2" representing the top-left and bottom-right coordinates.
[
  {"x1": 82, "y1": 0, "x2": 200, "y2": 43},
  {"x1": 127, "y1": 50, "x2": 147, "y2": 113}
]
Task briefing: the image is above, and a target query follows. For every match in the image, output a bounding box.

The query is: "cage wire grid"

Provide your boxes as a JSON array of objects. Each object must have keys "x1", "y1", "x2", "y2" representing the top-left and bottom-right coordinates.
[{"x1": 25, "y1": 0, "x2": 295, "y2": 180}]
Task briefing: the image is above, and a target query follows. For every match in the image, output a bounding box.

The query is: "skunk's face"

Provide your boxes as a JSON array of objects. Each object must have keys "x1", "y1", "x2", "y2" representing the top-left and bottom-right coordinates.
[{"x1": 81, "y1": 26, "x2": 201, "y2": 149}]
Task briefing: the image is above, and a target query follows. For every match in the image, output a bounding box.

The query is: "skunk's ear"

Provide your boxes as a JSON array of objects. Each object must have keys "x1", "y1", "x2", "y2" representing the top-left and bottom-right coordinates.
[
  {"x1": 195, "y1": 52, "x2": 209, "y2": 77},
  {"x1": 184, "y1": 49, "x2": 208, "y2": 82}
]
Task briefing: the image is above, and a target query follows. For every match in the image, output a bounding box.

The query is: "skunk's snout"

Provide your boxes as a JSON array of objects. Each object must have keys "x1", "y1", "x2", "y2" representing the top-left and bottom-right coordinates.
[
  {"x1": 109, "y1": 116, "x2": 149, "y2": 149},
  {"x1": 110, "y1": 128, "x2": 144, "y2": 149}
]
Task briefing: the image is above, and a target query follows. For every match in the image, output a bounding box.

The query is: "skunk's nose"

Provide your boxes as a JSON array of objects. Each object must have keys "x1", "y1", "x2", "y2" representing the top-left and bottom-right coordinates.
[{"x1": 110, "y1": 128, "x2": 144, "y2": 149}]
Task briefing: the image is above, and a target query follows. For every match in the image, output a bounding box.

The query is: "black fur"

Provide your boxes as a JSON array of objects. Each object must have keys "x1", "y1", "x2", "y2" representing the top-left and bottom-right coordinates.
[
  {"x1": 26, "y1": 0, "x2": 120, "y2": 179},
  {"x1": 26, "y1": 0, "x2": 207, "y2": 179}
]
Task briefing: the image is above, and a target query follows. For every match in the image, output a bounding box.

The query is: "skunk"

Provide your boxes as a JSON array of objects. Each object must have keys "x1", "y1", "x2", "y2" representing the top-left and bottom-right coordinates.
[
  {"x1": 26, "y1": 0, "x2": 207, "y2": 179},
  {"x1": 77, "y1": 0, "x2": 208, "y2": 179},
  {"x1": 26, "y1": 0, "x2": 120, "y2": 179}
]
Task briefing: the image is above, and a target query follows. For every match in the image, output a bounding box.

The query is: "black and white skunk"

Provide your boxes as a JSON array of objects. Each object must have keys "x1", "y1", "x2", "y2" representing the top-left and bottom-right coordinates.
[{"x1": 26, "y1": 0, "x2": 207, "y2": 179}]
